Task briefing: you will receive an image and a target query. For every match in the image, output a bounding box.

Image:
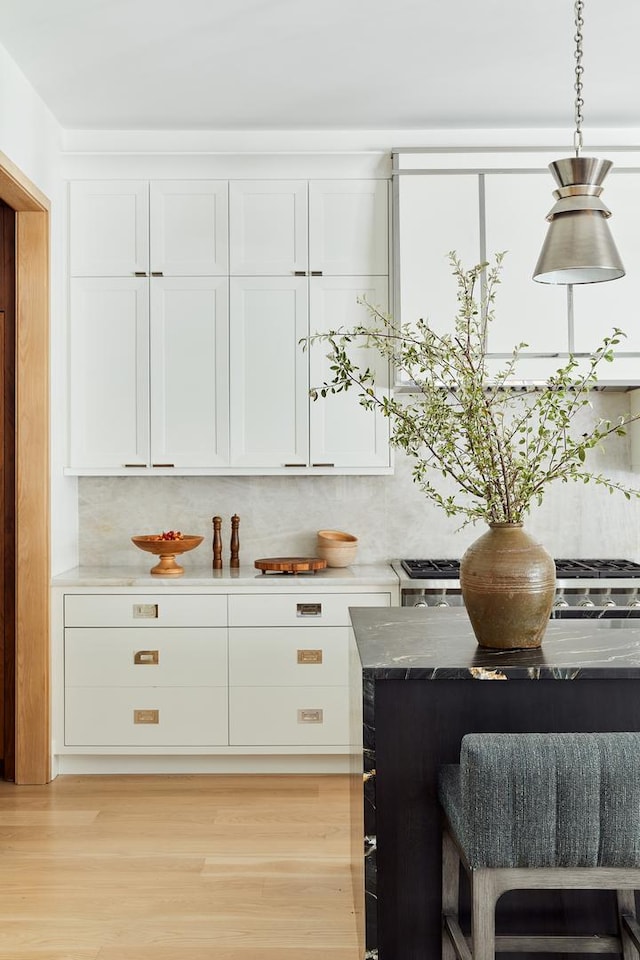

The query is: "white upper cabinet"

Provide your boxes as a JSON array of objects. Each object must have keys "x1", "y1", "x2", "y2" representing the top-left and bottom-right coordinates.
[
  {"x1": 229, "y1": 277, "x2": 309, "y2": 468},
  {"x1": 308, "y1": 180, "x2": 389, "y2": 275},
  {"x1": 69, "y1": 278, "x2": 150, "y2": 469},
  {"x1": 309, "y1": 276, "x2": 390, "y2": 469},
  {"x1": 67, "y1": 176, "x2": 391, "y2": 474},
  {"x1": 150, "y1": 181, "x2": 228, "y2": 276},
  {"x1": 70, "y1": 180, "x2": 228, "y2": 278},
  {"x1": 229, "y1": 181, "x2": 308, "y2": 275},
  {"x1": 150, "y1": 278, "x2": 230, "y2": 468},
  {"x1": 70, "y1": 181, "x2": 149, "y2": 277},
  {"x1": 484, "y1": 173, "x2": 568, "y2": 356},
  {"x1": 397, "y1": 173, "x2": 481, "y2": 335},
  {"x1": 229, "y1": 179, "x2": 388, "y2": 276}
]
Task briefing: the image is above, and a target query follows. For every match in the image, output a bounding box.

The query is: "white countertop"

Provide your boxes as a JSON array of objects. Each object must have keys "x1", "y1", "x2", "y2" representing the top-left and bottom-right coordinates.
[{"x1": 51, "y1": 563, "x2": 399, "y2": 588}]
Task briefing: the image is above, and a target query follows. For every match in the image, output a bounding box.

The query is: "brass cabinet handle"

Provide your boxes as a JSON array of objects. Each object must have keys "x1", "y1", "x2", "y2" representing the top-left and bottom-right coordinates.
[
  {"x1": 297, "y1": 708, "x2": 323, "y2": 723},
  {"x1": 284, "y1": 463, "x2": 306, "y2": 468},
  {"x1": 297, "y1": 602, "x2": 322, "y2": 617},
  {"x1": 297, "y1": 649, "x2": 323, "y2": 664},
  {"x1": 133, "y1": 271, "x2": 147, "y2": 277},
  {"x1": 133, "y1": 709, "x2": 159, "y2": 724},
  {"x1": 152, "y1": 463, "x2": 175, "y2": 468},
  {"x1": 132, "y1": 604, "x2": 158, "y2": 619},
  {"x1": 150, "y1": 271, "x2": 164, "y2": 276},
  {"x1": 293, "y1": 270, "x2": 307, "y2": 276},
  {"x1": 312, "y1": 463, "x2": 335, "y2": 467},
  {"x1": 124, "y1": 464, "x2": 148, "y2": 468},
  {"x1": 134, "y1": 650, "x2": 159, "y2": 665},
  {"x1": 310, "y1": 270, "x2": 323, "y2": 276}
]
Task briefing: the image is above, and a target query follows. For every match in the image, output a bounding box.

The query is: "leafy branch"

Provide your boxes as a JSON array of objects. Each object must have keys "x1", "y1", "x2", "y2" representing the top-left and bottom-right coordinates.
[{"x1": 303, "y1": 252, "x2": 640, "y2": 527}]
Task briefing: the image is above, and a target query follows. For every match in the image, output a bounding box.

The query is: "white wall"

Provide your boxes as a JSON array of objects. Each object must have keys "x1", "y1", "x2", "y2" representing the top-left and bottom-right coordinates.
[{"x1": 0, "y1": 41, "x2": 76, "y2": 575}]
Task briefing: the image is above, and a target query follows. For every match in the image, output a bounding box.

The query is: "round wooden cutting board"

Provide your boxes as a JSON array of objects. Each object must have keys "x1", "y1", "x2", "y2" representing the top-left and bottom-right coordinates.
[{"x1": 254, "y1": 557, "x2": 327, "y2": 575}]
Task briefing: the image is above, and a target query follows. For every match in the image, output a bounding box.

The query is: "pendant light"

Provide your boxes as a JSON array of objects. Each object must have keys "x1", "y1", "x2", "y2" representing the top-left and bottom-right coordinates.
[{"x1": 533, "y1": 0, "x2": 624, "y2": 284}]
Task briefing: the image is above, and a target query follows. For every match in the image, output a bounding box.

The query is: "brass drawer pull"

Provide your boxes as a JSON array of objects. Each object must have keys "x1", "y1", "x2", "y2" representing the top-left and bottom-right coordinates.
[
  {"x1": 132, "y1": 603, "x2": 158, "y2": 619},
  {"x1": 311, "y1": 463, "x2": 335, "y2": 468},
  {"x1": 297, "y1": 708, "x2": 323, "y2": 724},
  {"x1": 133, "y1": 709, "x2": 159, "y2": 724},
  {"x1": 134, "y1": 650, "x2": 159, "y2": 665},
  {"x1": 123, "y1": 464, "x2": 148, "y2": 468},
  {"x1": 152, "y1": 463, "x2": 175, "y2": 468},
  {"x1": 133, "y1": 271, "x2": 147, "y2": 277},
  {"x1": 297, "y1": 602, "x2": 322, "y2": 617},
  {"x1": 293, "y1": 270, "x2": 307, "y2": 276},
  {"x1": 310, "y1": 270, "x2": 323, "y2": 276},
  {"x1": 284, "y1": 463, "x2": 306, "y2": 468},
  {"x1": 150, "y1": 271, "x2": 164, "y2": 276},
  {"x1": 297, "y1": 649, "x2": 323, "y2": 664}
]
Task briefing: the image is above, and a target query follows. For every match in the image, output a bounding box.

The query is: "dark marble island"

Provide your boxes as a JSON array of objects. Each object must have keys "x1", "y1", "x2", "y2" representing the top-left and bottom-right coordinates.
[{"x1": 348, "y1": 607, "x2": 640, "y2": 960}]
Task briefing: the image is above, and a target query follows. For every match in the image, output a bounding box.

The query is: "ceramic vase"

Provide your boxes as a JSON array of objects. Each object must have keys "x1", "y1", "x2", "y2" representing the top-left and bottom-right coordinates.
[{"x1": 460, "y1": 523, "x2": 556, "y2": 649}]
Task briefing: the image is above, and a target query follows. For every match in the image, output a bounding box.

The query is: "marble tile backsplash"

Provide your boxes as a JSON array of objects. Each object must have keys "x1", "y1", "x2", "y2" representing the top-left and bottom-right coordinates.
[{"x1": 78, "y1": 394, "x2": 640, "y2": 568}]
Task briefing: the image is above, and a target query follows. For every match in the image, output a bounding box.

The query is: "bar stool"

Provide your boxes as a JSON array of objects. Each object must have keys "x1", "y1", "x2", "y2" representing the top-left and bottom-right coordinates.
[{"x1": 438, "y1": 732, "x2": 640, "y2": 959}]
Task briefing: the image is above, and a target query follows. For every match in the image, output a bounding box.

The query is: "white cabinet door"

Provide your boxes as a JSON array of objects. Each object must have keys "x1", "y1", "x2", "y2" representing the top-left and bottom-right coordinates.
[
  {"x1": 229, "y1": 180, "x2": 308, "y2": 275},
  {"x1": 150, "y1": 278, "x2": 230, "y2": 468},
  {"x1": 150, "y1": 180, "x2": 228, "y2": 276},
  {"x1": 69, "y1": 181, "x2": 149, "y2": 277},
  {"x1": 572, "y1": 172, "x2": 640, "y2": 369},
  {"x1": 308, "y1": 180, "x2": 388, "y2": 275},
  {"x1": 69, "y1": 278, "x2": 150, "y2": 469},
  {"x1": 396, "y1": 173, "x2": 481, "y2": 335},
  {"x1": 484, "y1": 172, "x2": 569, "y2": 356},
  {"x1": 229, "y1": 277, "x2": 309, "y2": 467},
  {"x1": 309, "y1": 276, "x2": 391, "y2": 468}
]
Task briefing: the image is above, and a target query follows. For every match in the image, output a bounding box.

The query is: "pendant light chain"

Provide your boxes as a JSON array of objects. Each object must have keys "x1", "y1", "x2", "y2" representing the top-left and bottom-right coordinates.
[{"x1": 573, "y1": 0, "x2": 585, "y2": 156}]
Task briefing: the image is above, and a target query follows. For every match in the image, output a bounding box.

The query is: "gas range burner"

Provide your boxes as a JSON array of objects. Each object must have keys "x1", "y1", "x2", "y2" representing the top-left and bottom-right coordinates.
[
  {"x1": 400, "y1": 557, "x2": 640, "y2": 580},
  {"x1": 400, "y1": 559, "x2": 460, "y2": 579},
  {"x1": 554, "y1": 559, "x2": 640, "y2": 579}
]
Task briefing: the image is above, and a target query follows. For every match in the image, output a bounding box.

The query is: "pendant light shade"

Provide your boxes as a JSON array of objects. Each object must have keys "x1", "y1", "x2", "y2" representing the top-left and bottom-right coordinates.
[
  {"x1": 533, "y1": 0, "x2": 624, "y2": 285},
  {"x1": 533, "y1": 157, "x2": 625, "y2": 284}
]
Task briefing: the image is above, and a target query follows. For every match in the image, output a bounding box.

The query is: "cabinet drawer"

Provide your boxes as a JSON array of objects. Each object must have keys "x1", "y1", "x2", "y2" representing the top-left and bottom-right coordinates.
[
  {"x1": 228, "y1": 592, "x2": 390, "y2": 627},
  {"x1": 228, "y1": 627, "x2": 346, "y2": 685},
  {"x1": 65, "y1": 628, "x2": 227, "y2": 686},
  {"x1": 229, "y1": 686, "x2": 348, "y2": 746},
  {"x1": 65, "y1": 594, "x2": 227, "y2": 627},
  {"x1": 65, "y1": 686, "x2": 228, "y2": 746}
]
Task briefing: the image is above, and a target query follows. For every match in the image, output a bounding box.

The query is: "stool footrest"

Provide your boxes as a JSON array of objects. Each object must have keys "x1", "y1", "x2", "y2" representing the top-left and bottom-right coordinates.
[
  {"x1": 622, "y1": 913, "x2": 640, "y2": 952},
  {"x1": 495, "y1": 934, "x2": 621, "y2": 953}
]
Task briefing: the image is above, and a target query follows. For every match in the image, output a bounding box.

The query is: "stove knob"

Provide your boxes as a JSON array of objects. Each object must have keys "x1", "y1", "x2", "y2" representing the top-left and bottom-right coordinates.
[
  {"x1": 434, "y1": 600, "x2": 450, "y2": 608},
  {"x1": 602, "y1": 599, "x2": 617, "y2": 608},
  {"x1": 578, "y1": 598, "x2": 595, "y2": 608},
  {"x1": 553, "y1": 598, "x2": 569, "y2": 609},
  {"x1": 629, "y1": 599, "x2": 640, "y2": 609},
  {"x1": 413, "y1": 599, "x2": 428, "y2": 608}
]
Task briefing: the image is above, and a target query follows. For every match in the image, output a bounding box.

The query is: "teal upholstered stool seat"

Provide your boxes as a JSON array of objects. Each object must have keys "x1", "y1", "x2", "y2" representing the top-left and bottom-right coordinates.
[{"x1": 438, "y1": 733, "x2": 640, "y2": 959}]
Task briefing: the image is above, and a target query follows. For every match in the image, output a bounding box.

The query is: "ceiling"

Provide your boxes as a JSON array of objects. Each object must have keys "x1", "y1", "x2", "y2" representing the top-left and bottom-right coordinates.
[{"x1": 0, "y1": 0, "x2": 639, "y2": 133}]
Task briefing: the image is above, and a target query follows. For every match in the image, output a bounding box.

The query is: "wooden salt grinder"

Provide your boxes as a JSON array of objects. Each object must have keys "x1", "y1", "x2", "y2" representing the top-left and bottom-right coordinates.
[
  {"x1": 230, "y1": 514, "x2": 240, "y2": 568},
  {"x1": 212, "y1": 516, "x2": 223, "y2": 569}
]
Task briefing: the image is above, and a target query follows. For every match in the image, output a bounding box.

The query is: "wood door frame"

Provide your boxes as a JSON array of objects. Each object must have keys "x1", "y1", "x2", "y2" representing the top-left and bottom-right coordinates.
[{"x1": 0, "y1": 151, "x2": 50, "y2": 784}]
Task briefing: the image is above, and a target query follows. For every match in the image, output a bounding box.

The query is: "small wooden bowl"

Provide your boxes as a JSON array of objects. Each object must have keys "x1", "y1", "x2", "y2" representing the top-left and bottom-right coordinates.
[
  {"x1": 131, "y1": 535, "x2": 203, "y2": 576},
  {"x1": 317, "y1": 529, "x2": 358, "y2": 546}
]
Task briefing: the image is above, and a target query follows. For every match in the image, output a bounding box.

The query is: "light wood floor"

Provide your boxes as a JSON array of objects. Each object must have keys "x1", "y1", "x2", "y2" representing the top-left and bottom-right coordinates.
[{"x1": 0, "y1": 773, "x2": 359, "y2": 960}]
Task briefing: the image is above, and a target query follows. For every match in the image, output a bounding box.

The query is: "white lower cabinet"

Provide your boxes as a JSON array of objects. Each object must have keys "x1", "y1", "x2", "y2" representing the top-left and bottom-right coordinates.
[
  {"x1": 227, "y1": 591, "x2": 389, "y2": 748},
  {"x1": 58, "y1": 583, "x2": 393, "y2": 771}
]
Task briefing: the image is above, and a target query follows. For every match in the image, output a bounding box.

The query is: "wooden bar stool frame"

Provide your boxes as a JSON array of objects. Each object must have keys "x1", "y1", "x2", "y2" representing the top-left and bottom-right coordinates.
[{"x1": 442, "y1": 818, "x2": 640, "y2": 959}]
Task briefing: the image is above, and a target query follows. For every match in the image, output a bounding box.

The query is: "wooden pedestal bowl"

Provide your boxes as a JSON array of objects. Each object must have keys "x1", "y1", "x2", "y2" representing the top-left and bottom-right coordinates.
[{"x1": 131, "y1": 535, "x2": 204, "y2": 576}]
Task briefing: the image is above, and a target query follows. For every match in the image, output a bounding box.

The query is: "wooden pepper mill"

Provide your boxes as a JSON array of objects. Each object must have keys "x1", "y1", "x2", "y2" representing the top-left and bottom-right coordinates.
[
  {"x1": 230, "y1": 514, "x2": 240, "y2": 568},
  {"x1": 212, "y1": 516, "x2": 223, "y2": 570}
]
